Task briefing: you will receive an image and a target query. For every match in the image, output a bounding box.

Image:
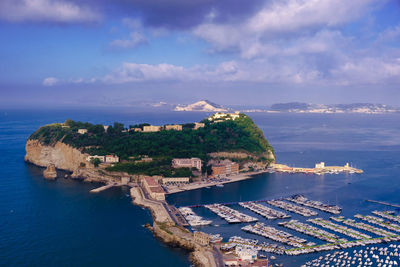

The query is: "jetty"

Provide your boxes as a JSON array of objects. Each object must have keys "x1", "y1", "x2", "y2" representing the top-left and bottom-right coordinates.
[
  {"x1": 366, "y1": 199, "x2": 400, "y2": 208},
  {"x1": 90, "y1": 183, "x2": 117, "y2": 193},
  {"x1": 269, "y1": 162, "x2": 363, "y2": 175}
]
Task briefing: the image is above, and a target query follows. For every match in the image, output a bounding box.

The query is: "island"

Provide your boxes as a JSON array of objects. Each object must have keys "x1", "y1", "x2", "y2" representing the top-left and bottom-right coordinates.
[{"x1": 25, "y1": 112, "x2": 276, "y2": 266}]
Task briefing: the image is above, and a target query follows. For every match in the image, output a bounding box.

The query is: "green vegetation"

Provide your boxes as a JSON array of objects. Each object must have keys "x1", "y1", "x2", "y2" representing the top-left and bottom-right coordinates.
[
  {"x1": 106, "y1": 158, "x2": 194, "y2": 177},
  {"x1": 28, "y1": 113, "x2": 275, "y2": 175},
  {"x1": 90, "y1": 158, "x2": 101, "y2": 168}
]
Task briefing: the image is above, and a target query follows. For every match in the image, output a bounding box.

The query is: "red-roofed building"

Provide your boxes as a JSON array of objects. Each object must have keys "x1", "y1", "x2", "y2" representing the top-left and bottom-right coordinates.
[{"x1": 142, "y1": 177, "x2": 165, "y2": 201}]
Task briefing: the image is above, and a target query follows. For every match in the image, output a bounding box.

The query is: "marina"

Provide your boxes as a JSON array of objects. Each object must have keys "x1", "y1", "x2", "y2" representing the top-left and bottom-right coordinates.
[
  {"x1": 178, "y1": 207, "x2": 212, "y2": 227},
  {"x1": 332, "y1": 216, "x2": 399, "y2": 239},
  {"x1": 204, "y1": 203, "x2": 258, "y2": 223},
  {"x1": 267, "y1": 199, "x2": 318, "y2": 217},
  {"x1": 239, "y1": 201, "x2": 290, "y2": 219},
  {"x1": 304, "y1": 245, "x2": 400, "y2": 267},
  {"x1": 373, "y1": 210, "x2": 400, "y2": 224},
  {"x1": 242, "y1": 222, "x2": 309, "y2": 248},
  {"x1": 177, "y1": 196, "x2": 400, "y2": 262},
  {"x1": 355, "y1": 214, "x2": 400, "y2": 233},
  {"x1": 308, "y1": 217, "x2": 372, "y2": 240},
  {"x1": 279, "y1": 220, "x2": 344, "y2": 243},
  {"x1": 286, "y1": 195, "x2": 341, "y2": 214}
]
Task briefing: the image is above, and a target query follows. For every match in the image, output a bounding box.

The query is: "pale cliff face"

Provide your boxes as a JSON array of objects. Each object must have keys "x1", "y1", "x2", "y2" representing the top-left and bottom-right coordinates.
[{"x1": 25, "y1": 140, "x2": 87, "y2": 172}]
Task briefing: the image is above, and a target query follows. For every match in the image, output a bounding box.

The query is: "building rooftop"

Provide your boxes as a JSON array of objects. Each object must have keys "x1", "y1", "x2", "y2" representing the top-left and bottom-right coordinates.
[
  {"x1": 150, "y1": 186, "x2": 165, "y2": 193},
  {"x1": 144, "y1": 177, "x2": 159, "y2": 187}
]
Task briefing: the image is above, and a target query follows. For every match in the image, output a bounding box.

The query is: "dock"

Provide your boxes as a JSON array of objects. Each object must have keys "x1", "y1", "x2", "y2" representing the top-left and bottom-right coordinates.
[
  {"x1": 269, "y1": 162, "x2": 363, "y2": 175},
  {"x1": 366, "y1": 199, "x2": 400, "y2": 208},
  {"x1": 90, "y1": 183, "x2": 117, "y2": 193}
]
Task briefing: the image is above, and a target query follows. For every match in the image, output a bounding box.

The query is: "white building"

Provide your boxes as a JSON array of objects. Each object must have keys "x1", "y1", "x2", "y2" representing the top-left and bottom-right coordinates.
[
  {"x1": 78, "y1": 129, "x2": 88, "y2": 134},
  {"x1": 172, "y1": 158, "x2": 202, "y2": 171},
  {"x1": 315, "y1": 162, "x2": 325, "y2": 169},
  {"x1": 86, "y1": 155, "x2": 105, "y2": 162},
  {"x1": 105, "y1": 155, "x2": 119, "y2": 163},
  {"x1": 235, "y1": 246, "x2": 257, "y2": 262},
  {"x1": 208, "y1": 112, "x2": 240, "y2": 122}
]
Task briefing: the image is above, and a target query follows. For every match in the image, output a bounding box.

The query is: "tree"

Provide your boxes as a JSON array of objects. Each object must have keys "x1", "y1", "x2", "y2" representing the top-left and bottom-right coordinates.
[
  {"x1": 113, "y1": 122, "x2": 125, "y2": 132},
  {"x1": 64, "y1": 119, "x2": 74, "y2": 127},
  {"x1": 90, "y1": 158, "x2": 101, "y2": 168}
]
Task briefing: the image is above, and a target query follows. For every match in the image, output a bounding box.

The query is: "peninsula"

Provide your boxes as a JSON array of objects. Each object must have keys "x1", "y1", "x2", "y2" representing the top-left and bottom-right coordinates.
[{"x1": 25, "y1": 112, "x2": 275, "y2": 266}]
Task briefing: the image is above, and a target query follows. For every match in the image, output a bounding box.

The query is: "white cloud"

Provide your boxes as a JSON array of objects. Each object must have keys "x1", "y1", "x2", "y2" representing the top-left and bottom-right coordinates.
[
  {"x1": 98, "y1": 60, "x2": 319, "y2": 84},
  {"x1": 98, "y1": 54, "x2": 400, "y2": 86},
  {"x1": 194, "y1": 0, "x2": 379, "y2": 58},
  {"x1": 248, "y1": 0, "x2": 377, "y2": 34},
  {"x1": 189, "y1": 0, "x2": 400, "y2": 87},
  {"x1": 110, "y1": 32, "x2": 147, "y2": 49},
  {"x1": 377, "y1": 24, "x2": 400, "y2": 43},
  {"x1": 43, "y1": 77, "x2": 59, "y2": 86},
  {"x1": 0, "y1": 0, "x2": 100, "y2": 23},
  {"x1": 103, "y1": 63, "x2": 189, "y2": 83},
  {"x1": 331, "y1": 57, "x2": 400, "y2": 85}
]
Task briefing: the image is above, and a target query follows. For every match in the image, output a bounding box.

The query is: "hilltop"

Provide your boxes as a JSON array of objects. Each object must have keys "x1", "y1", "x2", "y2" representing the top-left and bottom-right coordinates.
[{"x1": 174, "y1": 100, "x2": 228, "y2": 112}]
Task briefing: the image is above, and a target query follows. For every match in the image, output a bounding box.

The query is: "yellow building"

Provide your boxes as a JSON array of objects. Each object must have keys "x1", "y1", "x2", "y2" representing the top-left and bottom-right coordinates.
[
  {"x1": 78, "y1": 129, "x2": 88, "y2": 134},
  {"x1": 172, "y1": 158, "x2": 202, "y2": 171},
  {"x1": 211, "y1": 161, "x2": 239, "y2": 178},
  {"x1": 165, "y1": 124, "x2": 182, "y2": 131},
  {"x1": 143, "y1": 125, "x2": 162, "y2": 132},
  {"x1": 194, "y1": 122, "x2": 205, "y2": 129},
  {"x1": 194, "y1": 231, "x2": 210, "y2": 246},
  {"x1": 142, "y1": 177, "x2": 165, "y2": 200}
]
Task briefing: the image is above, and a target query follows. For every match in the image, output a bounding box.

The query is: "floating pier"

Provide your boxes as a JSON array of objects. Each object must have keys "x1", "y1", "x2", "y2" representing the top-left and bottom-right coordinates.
[
  {"x1": 373, "y1": 210, "x2": 400, "y2": 223},
  {"x1": 280, "y1": 220, "x2": 343, "y2": 243},
  {"x1": 239, "y1": 202, "x2": 290, "y2": 219},
  {"x1": 308, "y1": 217, "x2": 371, "y2": 240},
  {"x1": 286, "y1": 195, "x2": 341, "y2": 214},
  {"x1": 205, "y1": 203, "x2": 257, "y2": 223},
  {"x1": 242, "y1": 222, "x2": 308, "y2": 248},
  {"x1": 267, "y1": 199, "x2": 318, "y2": 217}
]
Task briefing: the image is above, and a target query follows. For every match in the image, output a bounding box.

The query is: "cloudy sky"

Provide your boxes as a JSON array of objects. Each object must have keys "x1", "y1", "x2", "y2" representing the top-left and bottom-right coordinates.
[{"x1": 1, "y1": 0, "x2": 400, "y2": 107}]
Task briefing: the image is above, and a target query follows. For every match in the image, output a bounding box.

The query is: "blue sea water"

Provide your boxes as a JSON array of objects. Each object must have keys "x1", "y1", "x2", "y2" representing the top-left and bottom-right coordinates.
[{"x1": 1, "y1": 109, "x2": 400, "y2": 266}]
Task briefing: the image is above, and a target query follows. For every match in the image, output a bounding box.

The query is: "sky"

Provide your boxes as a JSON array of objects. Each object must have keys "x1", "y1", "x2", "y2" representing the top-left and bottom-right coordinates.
[{"x1": 1, "y1": 0, "x2": 400, "y2": 108}]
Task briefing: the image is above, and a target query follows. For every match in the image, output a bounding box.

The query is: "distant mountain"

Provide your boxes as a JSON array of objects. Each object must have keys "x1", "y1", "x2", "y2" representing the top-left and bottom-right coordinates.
[
  {"x1": 174, "y1": 100, "x2": 228, "y2": 112},
  {"x1": 267, "y1": 102, "x2": 400, "y2": 114}
]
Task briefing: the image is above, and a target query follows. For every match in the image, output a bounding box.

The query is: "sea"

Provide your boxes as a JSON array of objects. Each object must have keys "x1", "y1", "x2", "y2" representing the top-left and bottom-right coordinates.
[{"x1": 1, "y1": 108, "x2": 400, "y2": 267}]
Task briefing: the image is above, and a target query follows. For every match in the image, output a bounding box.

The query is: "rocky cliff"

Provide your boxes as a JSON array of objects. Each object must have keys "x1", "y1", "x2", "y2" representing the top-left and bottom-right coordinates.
[
  {"x1": 43, "y1": 164, "x2": 57, "y2": 179},
  {"x1": 25, "y1": 139, "x2": 87, "y2": 172}
]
